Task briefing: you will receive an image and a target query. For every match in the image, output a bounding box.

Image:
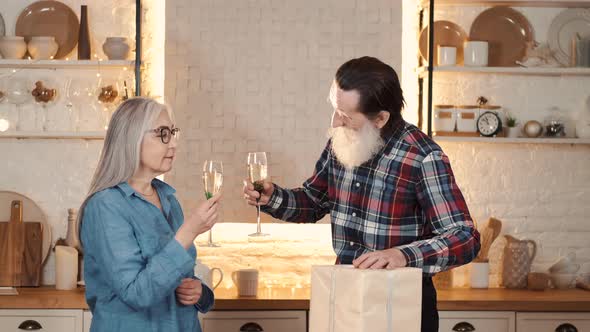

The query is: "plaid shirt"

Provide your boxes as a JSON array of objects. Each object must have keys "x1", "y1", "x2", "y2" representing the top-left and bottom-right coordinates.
[{"x1": 262, "y1": 121, "x2": 480, "y2": 275}]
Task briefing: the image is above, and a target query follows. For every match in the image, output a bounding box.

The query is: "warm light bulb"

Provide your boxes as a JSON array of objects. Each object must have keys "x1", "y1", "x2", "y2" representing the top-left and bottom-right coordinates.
[{"x1": 0, "y1": 119, "x2": 10, "y2": 132}]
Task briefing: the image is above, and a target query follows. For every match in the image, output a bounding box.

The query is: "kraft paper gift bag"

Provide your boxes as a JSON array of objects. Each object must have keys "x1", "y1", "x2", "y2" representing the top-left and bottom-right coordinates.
[{"x1": 310, "y1": 265, "x2": 422, "y2": 332}]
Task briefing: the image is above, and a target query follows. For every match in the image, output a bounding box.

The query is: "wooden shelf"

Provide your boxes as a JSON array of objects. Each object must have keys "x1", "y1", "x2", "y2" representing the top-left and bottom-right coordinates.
[
  {"x1": 0, "y1": 59, "x2": 135, "y2": 69},
  {"x1": 420, "y1": 0, "x2": 590, "y2": 8},
  {"x1": 0, "y1": 131, "x2": 105, "y2": 140},
  {"x1": 417, "y1": 66, "x2": 590, "y2": 77},
  {"x1": 433, "y1": 136, "x2": 590, "y2": 144}
]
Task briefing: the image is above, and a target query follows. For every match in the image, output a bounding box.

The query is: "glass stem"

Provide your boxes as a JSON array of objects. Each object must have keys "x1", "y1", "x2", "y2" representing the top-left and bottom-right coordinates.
[
  {"x1": 208, "y1": 228, "x2": 213, "y2": 245},
  {"x1": 256, "y1": 204, "x2": 261, "y2": 233}
]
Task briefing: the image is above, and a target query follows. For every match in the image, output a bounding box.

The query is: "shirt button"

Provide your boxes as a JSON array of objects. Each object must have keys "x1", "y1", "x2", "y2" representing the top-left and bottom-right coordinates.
[
  {"x1": 350, "y1": 241, "x2": 355, "y2": 246},
  {"x1": 352, "y1": 212, "x2": 356, "y2": 217},
  {"x1": 356, "y1": 183, "x2": 360, "y2": 187}
]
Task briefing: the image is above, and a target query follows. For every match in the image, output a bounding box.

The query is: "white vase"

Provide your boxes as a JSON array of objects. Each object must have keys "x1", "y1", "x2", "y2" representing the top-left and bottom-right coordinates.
[
  {"x1": 102, "y1": 37, "x2": 130, "y2": 60},
  {"x1": 0, "y1": 36, "x2": 27, "y2": 59},
  {"x1": 27, "y1": 36, "x2": 59, "y2": 60}
]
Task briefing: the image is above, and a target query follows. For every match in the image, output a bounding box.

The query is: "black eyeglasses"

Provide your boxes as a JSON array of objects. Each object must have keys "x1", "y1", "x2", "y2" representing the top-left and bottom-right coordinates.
[{"x1": 147, "y1": 126, "x2": 180, "y2": 144}]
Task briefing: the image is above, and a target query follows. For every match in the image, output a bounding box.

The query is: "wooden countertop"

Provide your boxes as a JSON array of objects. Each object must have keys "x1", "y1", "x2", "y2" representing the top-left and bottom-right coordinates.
[
  {"x1": 1, "y1": 286, "x2": 589, "y2": 312},
  {"x1": 436, "y1": 288, "x2": 590, "y2": 312},
  {"x1": 0, "y1": 287, "x2": 88, "y2": 310}
]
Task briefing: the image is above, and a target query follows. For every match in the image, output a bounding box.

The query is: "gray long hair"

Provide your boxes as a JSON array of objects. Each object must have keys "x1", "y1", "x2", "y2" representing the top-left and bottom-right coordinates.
[{"x1": 76, "y1": 97, "x2": 172, "y2": 250}]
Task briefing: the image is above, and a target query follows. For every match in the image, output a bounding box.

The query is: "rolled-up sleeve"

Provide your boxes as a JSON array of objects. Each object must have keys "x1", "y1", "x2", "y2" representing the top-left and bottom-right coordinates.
[
  {"x1": 81, "y1": 198, "x2": 194, "y2": 311},
  {"x1": 397, "y1": 151, "x2": 480, "y2": 274}
]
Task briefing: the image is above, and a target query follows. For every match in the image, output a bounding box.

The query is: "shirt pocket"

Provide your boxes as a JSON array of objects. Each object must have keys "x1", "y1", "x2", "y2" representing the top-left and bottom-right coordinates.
[{"x1": 369, "y1": 167, "x2": 417, "y2": 220}]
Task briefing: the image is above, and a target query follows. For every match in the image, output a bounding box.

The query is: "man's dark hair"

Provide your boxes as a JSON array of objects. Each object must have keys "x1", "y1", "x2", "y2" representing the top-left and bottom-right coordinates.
[{"x1": 335, "y1": 56, "x2": 405, "y2": 137}]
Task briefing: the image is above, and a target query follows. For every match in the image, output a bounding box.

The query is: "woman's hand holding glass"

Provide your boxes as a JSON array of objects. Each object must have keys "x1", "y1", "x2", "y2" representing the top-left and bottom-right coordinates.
[{"x1": 175, "y1": 193, "x2": 222, "y2": 249}]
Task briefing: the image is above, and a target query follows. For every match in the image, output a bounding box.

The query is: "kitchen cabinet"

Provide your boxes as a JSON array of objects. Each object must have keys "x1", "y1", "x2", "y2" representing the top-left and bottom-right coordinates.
[
  {"x1": 516, "y1": 312, "x2": 590, "y2": 332},
  {"x1": 0, "y1": 309, "x2": 83, "y2": 332},
  {"x1": 201, "y1": 310, "x2": 307, "y2": 332},
  {"x1": 83, "y1": 310, "x2": 92, "y2": 332},
  {"x1": 440, "y1": 311, "x2": 516, "y2": 332}
]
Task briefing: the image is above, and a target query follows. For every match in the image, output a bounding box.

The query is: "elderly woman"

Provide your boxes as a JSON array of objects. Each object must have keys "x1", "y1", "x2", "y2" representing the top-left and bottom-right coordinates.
[{"x1": 79, "y1": 97, "x2": 221, "y2": 332}]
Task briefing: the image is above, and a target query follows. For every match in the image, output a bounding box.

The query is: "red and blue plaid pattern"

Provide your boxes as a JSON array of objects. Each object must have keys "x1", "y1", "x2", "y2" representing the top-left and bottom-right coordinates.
[{"x1": 262, "y1": 121, "x2": 480, "y2": 275}]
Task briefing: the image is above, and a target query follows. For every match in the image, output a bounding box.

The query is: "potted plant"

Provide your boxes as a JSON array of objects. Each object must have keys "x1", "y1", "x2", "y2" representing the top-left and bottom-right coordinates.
[{"x1": 505, "y1": 114, "x2": 519, "y2": 138}]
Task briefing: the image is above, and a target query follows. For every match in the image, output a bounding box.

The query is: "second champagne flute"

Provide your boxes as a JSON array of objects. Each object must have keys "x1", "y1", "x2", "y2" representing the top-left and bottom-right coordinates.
[
  {"x1": 247, "y1": 152, "x2": 269, "y2": 237},
  {"x1": 202, "y1": 160, "x2": 223, "y2": 247}
]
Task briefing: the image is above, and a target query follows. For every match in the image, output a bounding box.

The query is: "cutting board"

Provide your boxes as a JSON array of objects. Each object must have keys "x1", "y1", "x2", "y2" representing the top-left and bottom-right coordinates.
[
  {"x1": 0, "y1": 191, "x2": 51, "y2": 265},
  {"x1": 0, "y1": 200, "x2": 43, "y2": 287}
]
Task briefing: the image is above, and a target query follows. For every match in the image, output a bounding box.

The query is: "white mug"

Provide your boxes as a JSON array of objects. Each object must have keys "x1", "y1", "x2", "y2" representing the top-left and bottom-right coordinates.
[
  {"x1": 232, "y1": 269, "x2": 259, "y2": 297},
  {"x1": 464, "y1": 41, "x2": 488, "y2": 67},
  {"x1": 437, "y1": 46, "x2": 457, "y2": 66},
  {"x1": 194, "y1": 260, "x2": 224, "y2": 290}
]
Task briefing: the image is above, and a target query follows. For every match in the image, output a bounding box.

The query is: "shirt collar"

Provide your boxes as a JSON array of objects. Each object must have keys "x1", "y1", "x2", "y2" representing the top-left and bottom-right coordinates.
[
  {"x1": 379, "y1": 119, "x2": 407, "y2": 156},
  {"x1": 117, "y1": 178, "x2": 176, "y2": 197}
]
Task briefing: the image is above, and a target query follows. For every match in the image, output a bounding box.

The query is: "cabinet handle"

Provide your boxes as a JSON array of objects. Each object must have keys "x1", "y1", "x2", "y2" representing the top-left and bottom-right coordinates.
[
  {"x1": 240, "y1": 322, "x2": 264, "y2": 332},
  {"x1": 18, "y1": 320, "x2": 43, "y2": 330},
  {"x1": 555, "y1": 323, "x2": 578, "y2": 332},
  {"x1": 452, "y1": 321, "x2": 475, "y2": 332}
]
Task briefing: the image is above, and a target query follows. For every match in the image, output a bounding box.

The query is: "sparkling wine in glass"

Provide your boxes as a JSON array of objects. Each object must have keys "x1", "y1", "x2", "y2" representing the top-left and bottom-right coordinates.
[
  {"x1": 202, "y1": 160, "x2": 223, "y2": 247},
  {"x1": 247, "y1": 152, "x2": 269, "y2": 237}
]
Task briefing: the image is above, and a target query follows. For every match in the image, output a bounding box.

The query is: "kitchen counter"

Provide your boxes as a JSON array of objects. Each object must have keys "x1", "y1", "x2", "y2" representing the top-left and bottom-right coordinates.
[
  {"x1": 1, "y1": 286, "x2": 589, "y2": 312},
  {"x1": 0, "y1": 287, "x2": 87, "y2": 310}
]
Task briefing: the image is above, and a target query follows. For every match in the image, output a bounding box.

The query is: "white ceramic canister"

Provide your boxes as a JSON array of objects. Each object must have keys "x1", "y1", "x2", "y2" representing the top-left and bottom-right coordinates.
[{"x1": 433, "y1": 105, "x2": 457, "y2": 133}]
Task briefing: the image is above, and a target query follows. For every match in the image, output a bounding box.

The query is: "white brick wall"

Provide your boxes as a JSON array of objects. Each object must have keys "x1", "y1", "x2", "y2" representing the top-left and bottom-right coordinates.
[
  {"x1": 167, "y1": 0, "x2": 589, "y2": 288},
  {"x1": 441, "y1": 142, "x2": 590, "y2": 286},
  {"x1": 164, "y1": 0, "x2": 403, "y2": 223},
  {"x1": 0, "y1": 140, "x2": 103, "y2": 284}
]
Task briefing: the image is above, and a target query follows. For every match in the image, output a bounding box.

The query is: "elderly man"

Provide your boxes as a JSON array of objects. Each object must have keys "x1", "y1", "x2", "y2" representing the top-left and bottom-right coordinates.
[{"x1": 243, "y1": 56, "x2": 480, "y2": 332}]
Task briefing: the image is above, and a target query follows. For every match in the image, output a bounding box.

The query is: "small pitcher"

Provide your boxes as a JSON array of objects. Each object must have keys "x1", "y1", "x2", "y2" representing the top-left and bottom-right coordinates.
[{"x1": 502, "y1": 235, "x2": 536, "y2": 289}]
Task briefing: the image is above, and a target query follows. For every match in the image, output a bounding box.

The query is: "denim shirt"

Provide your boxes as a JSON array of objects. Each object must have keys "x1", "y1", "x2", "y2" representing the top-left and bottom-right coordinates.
[{"x1": 81, "y1": 179, "x2": 214, "y2": 332}]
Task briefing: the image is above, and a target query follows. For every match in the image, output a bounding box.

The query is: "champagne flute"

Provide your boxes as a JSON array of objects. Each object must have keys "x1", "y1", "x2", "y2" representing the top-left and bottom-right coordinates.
[
  {"x1": 247, "y1": 152, "x2": 269, "y2": 237},
  {"x1": 202, "y1": 160, "x2": 223, "y2": 247}
]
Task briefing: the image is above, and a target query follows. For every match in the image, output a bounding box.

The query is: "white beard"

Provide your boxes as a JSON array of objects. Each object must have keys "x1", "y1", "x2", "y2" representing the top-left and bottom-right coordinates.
[{"x1": 327, "y1": 122, "x2": 385, "y2": 169}]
